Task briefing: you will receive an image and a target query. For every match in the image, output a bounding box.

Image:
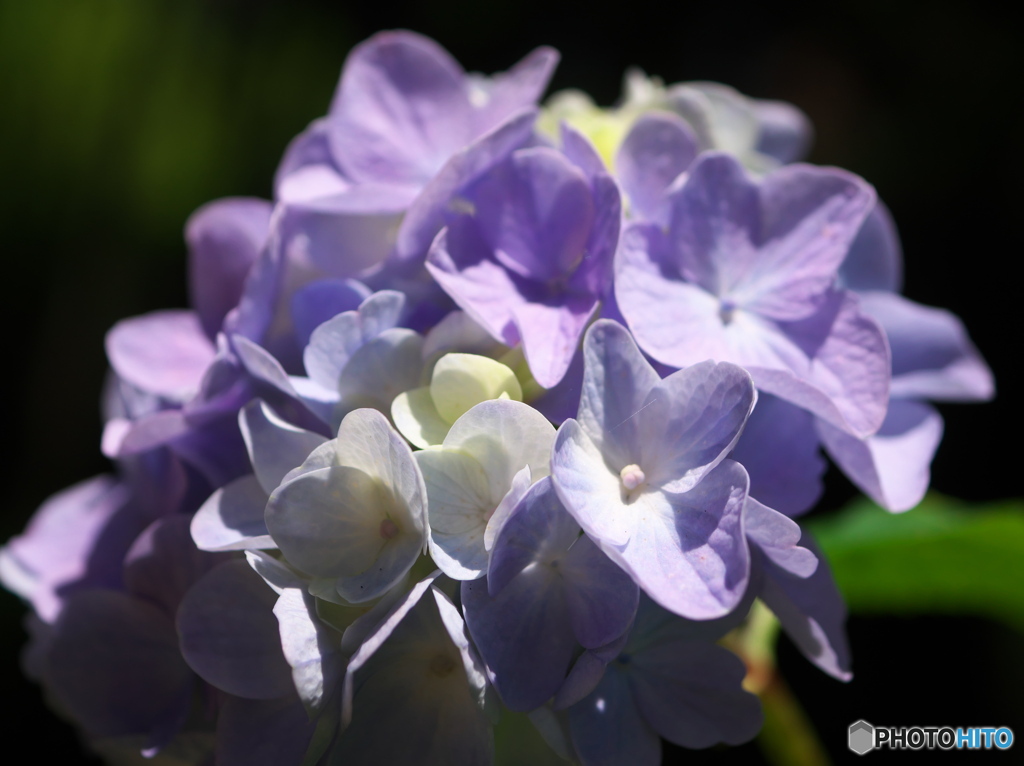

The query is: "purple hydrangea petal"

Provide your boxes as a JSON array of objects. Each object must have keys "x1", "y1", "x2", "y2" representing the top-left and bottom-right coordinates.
[
  {"x1": 641, "y1": 360, "x2": 755, "y2": 493},
  {"x1": 630, "y1": 639, "x2": 762, "y2": 748},
  {"x1": 190, "y1": 474, "x2": 274, "y2": 552},
  {"x1": 239, "y1": 400, "x2": 328, "y2": 495},
  {"x1": 817, "y1": 400, "x2": 944, "y2": 513},
  {"x1": 742, "y1": 497, "x2": 817, "y2": 578},
  {"x1": 472, "y1": 45, "x2": 559, "y2": 136},
  {"x1": 215, "y1": 694, "x2": 317, "y2": 766},
  {"x1": 186, "y1": 197, "x2": 271, "y2": 339},
  {"x1": 859, "y1": 291, "x2": 994, "y2": 402},
  {"x1": 756, "y1": 540, "x2": 852, "y2": 681},
  {"x1": 274, "y1": 117, "x2": 341, "y2": 199},
  {"x1": 615, "y1": 112, "x2": 698, "y2": 223},
  {"x1": 124, "y1": 515, "x2": 231, "y2": 618},
  {"x1": 462, "y1": 572, "x2": 577, "y2": 711},
  {"x1": 575, "y1": 318, "x2": 661, "y2": 469},
  {"x1": 752, "y1": 99, "x2": 813, "y2": 165},
  {"x1": 472, "y1": 147, "x2": 595, "y2": 282},
  {"x1": 567, "y1": 667, "x2": 661, "y2": 766},
  {"x1": 0, "y1": 476, "x2": 149, "y2": 623},
  {"x1": 106, "y1": 311, "x2": 216, "y2": 401},
  {"x1": 44, "y1": 590, "x2": 194, "y2": 741},
  {"x1": 302, "y1": 289, "x2": 406, "y2": 390},
  {"x1": 397, "y1": 109, "x2": 537, "y2": 261},
  {"x1": 176, "y1": 560, "x2": 294, "y2": 700},
  {"x1": 748, "y1": 290, "x2": 891, "y2": 437},
  {"x1": 290, "y1": 278, "x2": 370, "y2": 349},
  {"x1": 511, "y1": 294, "x2": 600, "y2": 389},
  {"x1": 606, "y1": 460, "x2": 750, "y2": 619},
  {"x1": 729, "y1": 393, "x2": 825, "y2": 517},
  {"x1": 561, "y1": 533, "x2": 640, "y2": 648},
  {"x1": 839, "y1": 201, "x2": 903, "y2": 293},
  {"x1": 329, "y1": 31, "x2": 475, "y2": 186}
]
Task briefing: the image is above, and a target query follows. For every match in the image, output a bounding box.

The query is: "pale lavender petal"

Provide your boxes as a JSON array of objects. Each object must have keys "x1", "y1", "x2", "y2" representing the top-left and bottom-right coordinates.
[
  {"x1": 817, "y1": 400, "x2": 944, "y2": 513},
  {"x1": 729, "y1": 393, "x2": 825, "y2": 516},
  {"x1": 473, "y1": 46, "x2": 559, "y2": 135},
  {"x1": 186, "y1": 197, "x2": 271, "y2": 338},
  {"x1": 335, "y1": 328, "x2": 425, "y2": 415},
  {"x1": 512, "y1": 294, "x2": 600, "y2": 389},
  {"x1": 641, "y1": 360, "x2": 755, "y2": 493},
  {"x1": 176, "y1": 560, "x2": 294, "y2": 699},
  {"x1": 190, "y1": 474, "x2": 275, "y2": 552},
  {"x1": 106, "y1": 311, "x2": 216, "y2": 400},
  {"x1": 615, "y1": 112, "x2": 698, "y2": 223},
  {"x1": 397, "y1": 109, "x2": 537, "y2": 260},
  {"x1": 274, "y1": 117, "x2": 341, "y2": 199},
  {"x1": 757, "y1": 540, "x2": 852, "y2": 681},
  {"x1": 216, "y1": 694, "x2": 317, "y2": 766},
  {"x1": 44, "y1": 590, "x2": 193, "y2": 741},
  {"x1": 575, "y1": 319, "x2": 661, "y2": 469},
  {"x1": 742, "y1": 497, "x2": 817, "y2": 577},
  {"x1": 750, "y1": 290, "x2": 891, "y2": 437},
  {"x1": 839, "y1": 201, "x2": 903, "y2": 293},
  {"x1": 859, "y1": 291, "x2": 994, "y2": 402},
  {"x1": 606, "y1": 460, "x2": 750, "y2": 620},
  {"x1": 240, "y1": 400, "x2": 328, "y2": 494},
  {"x1": 0, "y1": 476, "x2": 140, "y2": 623},
  {"x1": 329, "y1": 31, "x2": 474, "y2": 186}
]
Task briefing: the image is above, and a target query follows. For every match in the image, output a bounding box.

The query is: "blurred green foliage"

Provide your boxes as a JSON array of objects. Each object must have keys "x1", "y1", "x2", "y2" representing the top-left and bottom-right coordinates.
[{"x1": 812, "y1": 495, "x2": 1024, "y2": 633}]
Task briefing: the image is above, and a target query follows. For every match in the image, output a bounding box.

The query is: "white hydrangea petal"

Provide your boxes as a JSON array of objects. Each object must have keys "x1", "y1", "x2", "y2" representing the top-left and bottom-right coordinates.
[
  {"x1": 240, "y1": 400, "x2": 329, "y2": 495},
  {"x1": 336, "y1": 328, "x2": 425, "y2": 415},
  {"x1": 392, "y1": 387, "x2": 451, "y2": 448}
]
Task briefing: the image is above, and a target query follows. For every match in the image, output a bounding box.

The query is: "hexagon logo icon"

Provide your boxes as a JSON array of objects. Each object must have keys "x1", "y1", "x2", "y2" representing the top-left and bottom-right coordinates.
[{"x1": 848, "y1": 720, "x2": 875, "y2": 755}]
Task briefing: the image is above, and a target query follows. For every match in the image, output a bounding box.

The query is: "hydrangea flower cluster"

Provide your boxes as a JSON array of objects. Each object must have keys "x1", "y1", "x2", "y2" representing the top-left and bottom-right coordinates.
[{"x1": 1, "y1": 30, "x2": 993, "y2": 766}]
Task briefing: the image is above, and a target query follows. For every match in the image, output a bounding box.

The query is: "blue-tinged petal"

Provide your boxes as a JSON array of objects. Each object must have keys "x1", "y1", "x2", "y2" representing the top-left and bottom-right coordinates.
[
  {"x1": 215, "y1": 694, "x2": 317, "y2": 766},
  {"x1": 629, "y1": 640, "x2": 762, "y2": 748},
  {"x1": 567, "y1": 667, "x2": 661, "y2": 766},
  {"x1": 484, "y1": 465, "x2": 533, "y2": 553},
  {"x1": 561, "y1": 534, "x2": 639, "y2": 648},
  {"x1": 730, "y1": 393, "x2": 825, "y2": 516},
  {"x1": 752, "y1": 98, "x2": 813, "y2": 165},
  {"x1": 336, "y1": 328, "x2": 425, "y2": 416},
  {"x1": 743, "y1": 498, "x2": 817, "y2": 577},
  {"x1": 192, "y1": 473, "x2": 272, "y2": 548},
  {"x1": 290, "y1": 278, "x2": 369, "y2": 349},
  {"x1": 176, "y1": 560, "x2": 294, "y2": 700},
  {"x1": 124, "y1": 515, "x2": 230, "y2": 617},
  {"x1": 615, "y1": 113, "x2": 698, "y2": 223},
  {"x1": 45, "y1": 590, "x2": 194, "y2": 741},
  {"x1": 511, "y1": 293, "x2": 600, "y2": 389},
  {"x1": 463, "y1": 571, "x2": 576, "y2": 711},
  {"x1": 817, "y1": 400, "x2": 943, "y2": 513},
  {"x1": 473, "y1": 46, "x2": 559, "y2": 136},
  {"x1": 487, "y1": 476, "x2": 579, "y2": 596},
  {"x1": 839, "y1": 201, "x2": 903, "y2": 293},
  {"x1": 757, "y1": 540, "x2": 852, "y2": 681},
  {"x1": 240, "y1": 400, "x2": 328, "y2": 494},
  {"x1": 859, "y1": 291, "x2": 994, "y2": 402}
]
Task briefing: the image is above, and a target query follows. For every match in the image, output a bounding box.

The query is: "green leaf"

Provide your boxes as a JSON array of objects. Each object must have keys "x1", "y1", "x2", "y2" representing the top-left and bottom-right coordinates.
[{"x1": 809, "y1": 494, "x2": 1024, "y2": 632}]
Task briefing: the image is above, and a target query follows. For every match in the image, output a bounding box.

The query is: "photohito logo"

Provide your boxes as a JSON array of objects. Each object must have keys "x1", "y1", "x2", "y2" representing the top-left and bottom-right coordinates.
[{"x1": 848, "y1": 721, "x2": 1014, "y2": 754}]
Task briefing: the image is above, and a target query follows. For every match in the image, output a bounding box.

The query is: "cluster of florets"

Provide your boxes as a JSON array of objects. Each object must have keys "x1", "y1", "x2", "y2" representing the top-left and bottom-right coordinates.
[{"x1": 1, "y1": 30, "x2": 992, "y2": 766}]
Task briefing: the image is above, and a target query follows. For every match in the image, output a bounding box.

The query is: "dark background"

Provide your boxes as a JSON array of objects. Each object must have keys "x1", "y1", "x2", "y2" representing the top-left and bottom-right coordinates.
[{"x1": 1, "y1": 0, "x2": 1020, "y2": 762}]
